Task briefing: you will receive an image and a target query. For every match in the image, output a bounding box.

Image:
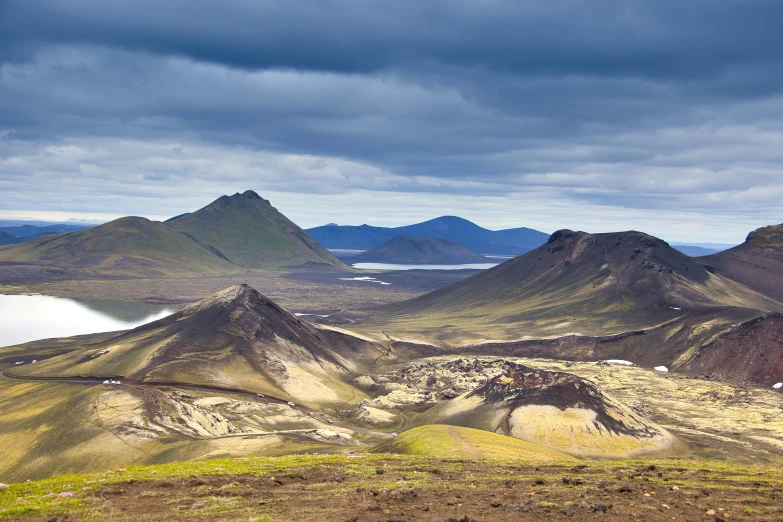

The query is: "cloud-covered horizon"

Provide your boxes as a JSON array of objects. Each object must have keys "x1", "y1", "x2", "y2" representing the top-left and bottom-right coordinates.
[{"x1": 1, "y1": 0, "x2": 782, "y2": 242}]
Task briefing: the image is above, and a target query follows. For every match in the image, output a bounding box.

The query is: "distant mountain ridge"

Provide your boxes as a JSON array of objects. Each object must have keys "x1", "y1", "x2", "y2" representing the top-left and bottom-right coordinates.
[
  {"x1": 351, "y1": 235, "x2": 488, "y2": 264},
  {"x1": 0, "y1": 223, "x2": 91, "y2": 238},
  {"x1": 307, "y1": 216, "x2": 548, "y2": 255},
  {"x1": 0, "y1": 231, "x2": 24, "y2": 245}
]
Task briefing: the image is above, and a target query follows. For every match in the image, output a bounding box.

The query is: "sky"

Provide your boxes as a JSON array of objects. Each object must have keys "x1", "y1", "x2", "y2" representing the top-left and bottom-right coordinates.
[{"x1": 1, "y1": 0, "x2": 782, "y2": 243}]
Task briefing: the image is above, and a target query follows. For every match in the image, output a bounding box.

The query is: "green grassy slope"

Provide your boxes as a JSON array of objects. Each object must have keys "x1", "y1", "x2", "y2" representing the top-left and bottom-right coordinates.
[
  {"x1": 170, "y1": 190, "x2": 345, "y2": 268},
  {"x1": 373, "y1": 424, "x2": 576, "y2": 461},
  {"x1": 3, "y1": 454, "x2": 783, "y2": 521},
  {"x1": 0, "y1": 216, "x2": 238, "y2": 277}
]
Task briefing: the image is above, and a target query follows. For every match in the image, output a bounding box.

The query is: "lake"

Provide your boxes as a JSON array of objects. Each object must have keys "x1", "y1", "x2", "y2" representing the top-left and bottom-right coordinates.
[
  {"x1": 352, "y1": 262, "x2": 500, "y2": 271},
  {"x1": 0, "y1": 294, "x2": 180, "y2": 348}
]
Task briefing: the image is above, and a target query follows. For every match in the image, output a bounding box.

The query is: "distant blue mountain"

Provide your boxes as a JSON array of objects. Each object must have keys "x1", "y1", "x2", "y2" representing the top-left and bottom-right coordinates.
[
  {"x1": 0, "y1": 231, "x2": 25, "y2": 245},
  {"x1": 306, "y1": 216, "x2": 549, "y2": 255},
  {"x1": 0, "y1": 224, "x2": 92, "y2": 245},
  {"x1": 672, "y1": 245, "x2": 719, "y2": 257}
]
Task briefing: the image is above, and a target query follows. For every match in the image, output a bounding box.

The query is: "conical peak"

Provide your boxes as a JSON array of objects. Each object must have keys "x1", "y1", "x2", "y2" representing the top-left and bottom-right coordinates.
[{"x1": 181, "y1": 284, "x2": 276, "y2": 316}]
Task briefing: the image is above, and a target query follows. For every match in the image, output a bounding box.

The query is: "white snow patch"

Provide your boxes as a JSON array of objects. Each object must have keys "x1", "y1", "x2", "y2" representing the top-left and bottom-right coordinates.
[
  {"x1": 339, "y1": 276, "x2": 391, "y2": 285},
  {"x1": 294, "y1": 313, "x2": 331, "y2": 318},
  {"x1": 773, "y1": 383, "x2": 783, "y2": 389},
  {"x1": 654, "y1": 366, "x2": 669, "y2": 373},
  {"x1": 670, "y1": 306, "x2": 682, "y2": 311},
  {"x1": 603, "y1": 359, "x2": 635, "y2": 366}
]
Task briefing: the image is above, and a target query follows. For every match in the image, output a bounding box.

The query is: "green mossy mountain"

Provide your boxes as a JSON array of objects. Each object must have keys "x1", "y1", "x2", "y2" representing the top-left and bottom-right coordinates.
[
  {"x1": 0, "y1": 216, "x2": 237, "y2": 277},
  {"x1": 169, "y1": 190, "x2": 343, "y2": 269},
  {"x1": 0, "y1": 191, "x2": 345, "y2": 276}
]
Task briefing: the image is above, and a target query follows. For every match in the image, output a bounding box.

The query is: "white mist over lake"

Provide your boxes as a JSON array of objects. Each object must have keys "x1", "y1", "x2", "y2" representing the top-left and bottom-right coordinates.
[{"x1": 0, "y1": 294, "x2": 180, "y2": 348}]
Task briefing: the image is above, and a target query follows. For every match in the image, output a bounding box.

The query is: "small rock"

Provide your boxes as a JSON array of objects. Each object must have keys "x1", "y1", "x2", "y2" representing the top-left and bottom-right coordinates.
[
  {"x1": 376, "y1": 469, "x2": 385, "y2": 475},
  {"x1": 593, "y1": 504, "x2": 612, "y2": 513},
  {"x1": 533, "y1": 478, "x2": 546, "y2": 485},
  {"x1": 490, "y1": 501, "x2": 502, "y2": 508},
  {"x1": 706, "y1": 509, "x2": 716, "y2": 515},
  {"x1": 504, "y1": 480, "x2": 514, "y2": 488},
  {"x1": 563, "y1": 505, "x2": 576, "y2": 517},
  {"x1": 619, "y1": 485, "x2": 633, "y2": 493}
]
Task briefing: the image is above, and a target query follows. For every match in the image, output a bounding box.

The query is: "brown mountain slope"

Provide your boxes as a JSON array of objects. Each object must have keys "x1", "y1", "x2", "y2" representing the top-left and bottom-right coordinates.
[
  {"x1": 0, "y1": 216, "x2": 237, "y2": 277},
  {"x1": 676, "y1": 312, "x2": 783, "y2": 385},
  {"x1": 375, "y1": 229, "x2": 781, "y2": 343},
  {"x1": 701, "y1": 224, "x2": 783, "y2": 302},
  {"x1": 169, "y1": 190, "x2": 345, "y2": 268},
  {"x1": 12, "y1": 284, "x2": 386, "y2": 406},
  {"x1": 414, "y1": 362, "x2": 672, "y2": 458},
  {"x1": 351, "y1": 235, "x2": 488, "y2": 264}
]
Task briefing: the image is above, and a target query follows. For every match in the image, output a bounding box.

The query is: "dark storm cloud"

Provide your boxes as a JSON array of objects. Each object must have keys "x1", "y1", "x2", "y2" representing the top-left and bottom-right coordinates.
[
  {"x1": 3, "y1": 0, "x2": 783, "y2": 81},
  {"x1": 0, "y1": 0, "x2": 781, "y2": 241}
]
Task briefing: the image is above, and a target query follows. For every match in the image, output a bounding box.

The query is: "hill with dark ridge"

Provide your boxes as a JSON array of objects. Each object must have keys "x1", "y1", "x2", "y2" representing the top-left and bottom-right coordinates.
[
  {"x1": 414, "y1": 362, "x2": 672, "y2": 458},
  {"x1": 0, "y1": 216, "x2": 238, "y2": 277},
  {"x1": 373, "y1": 229, "x2": 782, "y2": 343},
  {"x1": 701, "y1": 224, "x2": 783, "y2": 302},
  {"x1": 170, "y1": 190, "x2": 344, "y2": 268},
  {"x1": 12, "y1": 284, "x2": 387, "y2": 406},
  {"x1": 307, "y1": 215, "x2": 548, "y2": 255},
  {"x1": 350, "y1": 235, "x2": 488, "y2": 264}
]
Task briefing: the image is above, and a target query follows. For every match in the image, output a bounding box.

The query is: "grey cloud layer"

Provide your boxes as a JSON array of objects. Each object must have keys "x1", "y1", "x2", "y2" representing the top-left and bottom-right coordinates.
[{"x1": 0, "y1": 0, "x2": 781, "y2": 240}]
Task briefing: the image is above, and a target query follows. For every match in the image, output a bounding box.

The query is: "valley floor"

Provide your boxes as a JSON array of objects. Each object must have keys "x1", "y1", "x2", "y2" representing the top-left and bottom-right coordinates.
[
  {"x1": 2, "y1": 454, "x2": 782, "y2": 521},
  {"x1": 0, "y1": 265, "x2": 477, "y2": 311}
]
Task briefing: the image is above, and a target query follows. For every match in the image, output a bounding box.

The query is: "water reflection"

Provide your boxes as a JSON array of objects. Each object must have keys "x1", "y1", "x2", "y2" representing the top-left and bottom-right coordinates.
[{"x1": 0, "y1": 294, "x2": 180, "y2": 348}]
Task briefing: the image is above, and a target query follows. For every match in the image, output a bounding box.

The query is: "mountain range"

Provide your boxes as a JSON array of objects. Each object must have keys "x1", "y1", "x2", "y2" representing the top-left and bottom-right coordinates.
[
  {"x1": 306, "y1": 216, "x2": 549, "y2": 255},
  {"x1": 0, "y1": 191, "x2": 344, "y2": 276},
  {"x1": 350, "y1": 235, "x2": 489, "y2": 264}
]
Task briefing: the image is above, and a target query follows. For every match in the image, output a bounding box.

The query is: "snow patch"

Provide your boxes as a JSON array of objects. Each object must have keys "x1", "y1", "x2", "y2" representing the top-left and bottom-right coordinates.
[
  {"x1": 294, "y1": 313, "x2": 331, "y2": 318},
  {"x1": 654, "y1": 366, "x2": 669, "y2": 373},
  {"x1": 339, "y1": 276, "x2": 391, "y2": 285},
  {"x1": 773, "y1": 383, "x2": 783, "y2": 389},
  {"x1": 603, "y1": 360, "x2": 635, "y2": 366}
]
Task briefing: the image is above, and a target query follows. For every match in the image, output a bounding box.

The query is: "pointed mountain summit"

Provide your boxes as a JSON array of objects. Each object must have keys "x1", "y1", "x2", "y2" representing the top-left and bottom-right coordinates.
[
  {"x1": 14, "y1": 284, "x2": 385, "y2": 405},
  {"x1": 381, "y1": 229, "x2": 781, "y2": 341},
  {"x1": 416, "y1": 362, "x2": 672, "y2": 458},
  {"x1": 701, "y1": 223, "x2": 783, "y2": 302},
  {"x1": 0, "y1": 216, "x2": 237, "y2": 276},
  {"x1": 351, "y1": 235, "x2": 488, "y2": 264},
  {"x1": 0, "y1": 191, "x2": 345, "y2": 276},
  {"x1": 169, "y1": 190, "x2": 343, "y2": 268}
]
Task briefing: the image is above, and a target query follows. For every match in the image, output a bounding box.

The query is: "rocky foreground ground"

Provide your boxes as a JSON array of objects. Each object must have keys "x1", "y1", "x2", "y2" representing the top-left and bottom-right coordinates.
[{"x1": 2, "y1": 454, "x2": 782, "y2": 521}]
